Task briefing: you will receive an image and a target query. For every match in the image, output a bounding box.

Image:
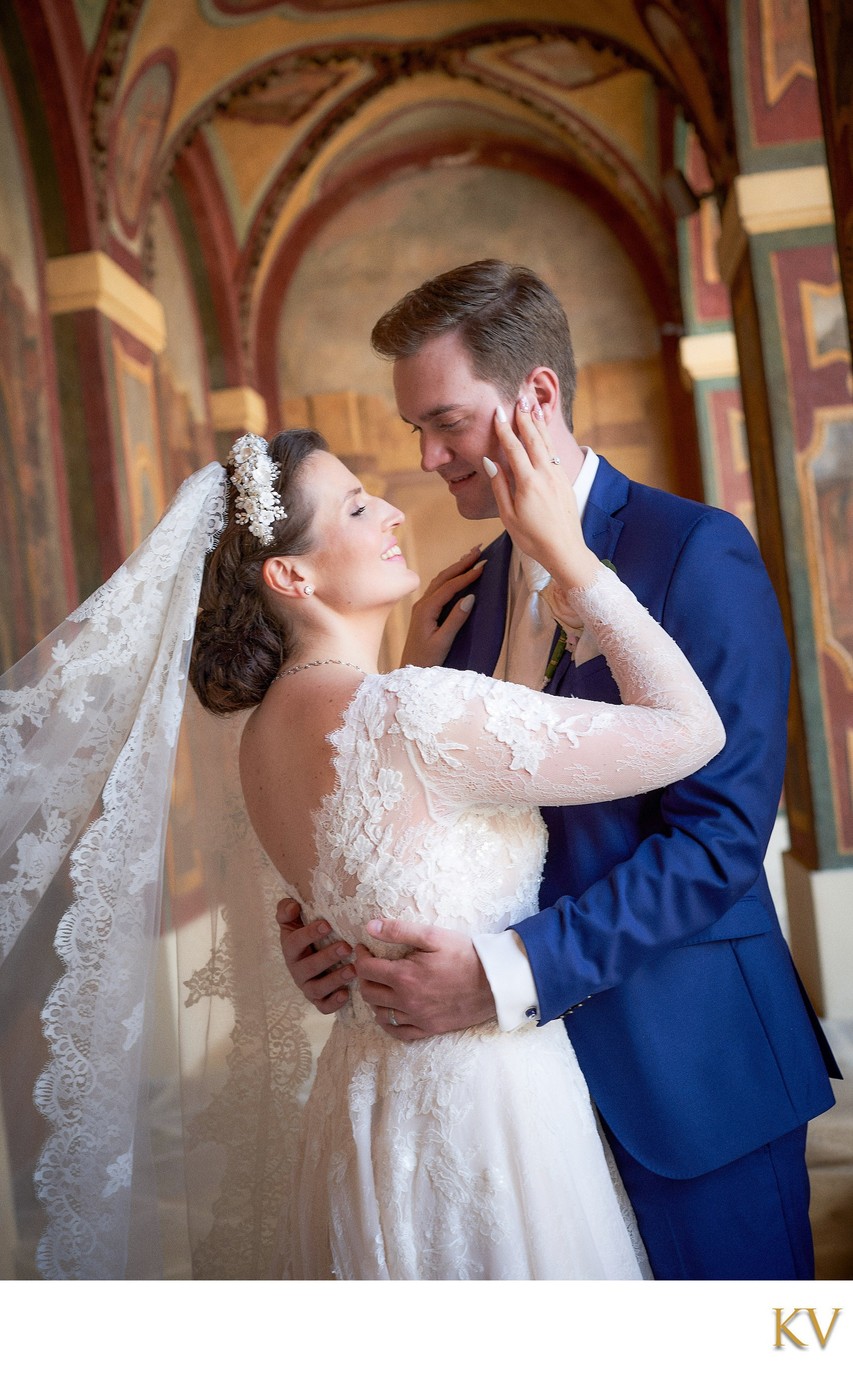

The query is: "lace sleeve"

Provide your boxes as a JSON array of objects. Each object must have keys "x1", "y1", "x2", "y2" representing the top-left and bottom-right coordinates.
[{"x1": 378, "y1": 566, "x2": 725, "y2": 810}]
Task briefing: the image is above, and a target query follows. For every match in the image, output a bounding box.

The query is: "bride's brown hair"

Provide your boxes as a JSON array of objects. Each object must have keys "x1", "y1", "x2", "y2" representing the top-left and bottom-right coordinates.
[{"x1": 190, "y1": 428, "x2": 326, "y2": 715}]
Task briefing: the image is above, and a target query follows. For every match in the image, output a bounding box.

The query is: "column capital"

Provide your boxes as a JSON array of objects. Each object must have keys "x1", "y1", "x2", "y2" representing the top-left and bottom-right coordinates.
[
  {"x1": 46, "y1": 251, "x2": 166, "y2": 354},
  {"x1": 678, "y1": 330, "x2": 739, "y2": 383},
  {"x1": 718, "y1": 166, "x2": 833, "y2": 284},
  {"x1": 209, "y1": 386, "x2": 268, "y2": 436}
]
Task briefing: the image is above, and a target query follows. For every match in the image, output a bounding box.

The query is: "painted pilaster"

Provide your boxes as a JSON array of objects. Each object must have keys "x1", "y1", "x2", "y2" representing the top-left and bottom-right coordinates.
[
  {"x1": 675, "y1": 124, "x2": 756, "y2": 533},
  {"x1": 723, "y1": 0, "x2": 853, "y2": 1014},
  {"x1": 47, "y1": 250, "x2": 168, "y2": 580}
]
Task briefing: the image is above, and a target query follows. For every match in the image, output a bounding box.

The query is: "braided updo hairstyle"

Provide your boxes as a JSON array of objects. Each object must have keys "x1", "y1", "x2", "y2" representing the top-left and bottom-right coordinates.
[{"x1": 190, "y1": 428, "x2": 326, "y2": 714}]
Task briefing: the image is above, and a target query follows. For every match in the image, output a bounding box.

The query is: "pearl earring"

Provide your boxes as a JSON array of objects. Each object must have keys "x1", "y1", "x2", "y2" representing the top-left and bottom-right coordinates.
[{"x1": 303, "y1": 585, "x2": 314, "y2": 597}]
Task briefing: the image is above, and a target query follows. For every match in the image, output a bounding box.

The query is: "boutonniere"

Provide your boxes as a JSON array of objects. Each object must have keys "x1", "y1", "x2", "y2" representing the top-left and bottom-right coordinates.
[
  {"x1": 543, "y1": 559, "x2": 617, "y2": 684},
  {"x1": 543, "y1": 628, "x2": 568, "y2": 685}
]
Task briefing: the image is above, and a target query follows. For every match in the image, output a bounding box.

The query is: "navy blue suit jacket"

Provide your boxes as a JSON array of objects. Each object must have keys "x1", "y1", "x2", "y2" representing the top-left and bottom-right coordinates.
[{"x1": 445, "y1": 456, "x2": 837, "y2": 1179}]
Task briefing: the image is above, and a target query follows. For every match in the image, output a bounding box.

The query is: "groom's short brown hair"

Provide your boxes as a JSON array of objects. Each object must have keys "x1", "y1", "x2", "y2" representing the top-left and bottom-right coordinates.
[{"x1": 371, "y1": 259, "x2": 577, "y2": 430}]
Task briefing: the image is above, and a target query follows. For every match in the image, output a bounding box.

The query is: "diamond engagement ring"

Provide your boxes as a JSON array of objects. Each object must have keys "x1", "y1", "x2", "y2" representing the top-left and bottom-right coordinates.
[
  {"x1": 388, "y1": 1008, "x2": 399, "y2": 1027},
  {"x1": 550, "y1": 455, "x2": 561, "y2": 465}
]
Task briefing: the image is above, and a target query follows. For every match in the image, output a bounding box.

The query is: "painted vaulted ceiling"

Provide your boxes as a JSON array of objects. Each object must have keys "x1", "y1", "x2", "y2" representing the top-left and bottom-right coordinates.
[{"x1": 6, "y1": 0, "x2": 737, "y2": 383}]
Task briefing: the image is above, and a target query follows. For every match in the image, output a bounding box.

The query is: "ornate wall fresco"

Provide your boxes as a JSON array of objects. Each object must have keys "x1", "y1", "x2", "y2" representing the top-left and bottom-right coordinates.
[
  {"x1": 276, "y1": 162, "x2": 663, "y2": 419},
  {"x1": 679, "y1": 127, "x2": 730, "y2": 332},
  {"x1": 0, "y1": 53, "x2": 75, "y2": 672},
  {"x1": 110, "y1": 52, "x2": 176, "y2": 255},
  {"x1": 676, "y1": 122, "x2": 752, "y2": 532},
  {"x1": 731, "y1": 0, "x2": 823, "y2": 167},
  {"x1": 694, "y1": 384, "x2": 756, "y2": 535},
  {"x1": 110, "y1": 336, "x2": 164, "y2": 550},
  {"x1": 150, "y1": 201, "x2": 215, "y2": 497},
  {"x1": 723, "y1": 0, "x2": 853, "y2": 871},
  {"x1": 770, "y1": 239, "x2": 853, "y2": 858},
  {"x1": 71, "y1": 0, "x2": 111, "y2": 51}
]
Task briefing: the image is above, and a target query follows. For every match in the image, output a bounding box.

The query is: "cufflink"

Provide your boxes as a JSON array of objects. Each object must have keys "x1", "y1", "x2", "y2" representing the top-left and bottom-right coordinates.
[{"x1": 525, "y1": 1006, "x2": 539, "y2": 1024}]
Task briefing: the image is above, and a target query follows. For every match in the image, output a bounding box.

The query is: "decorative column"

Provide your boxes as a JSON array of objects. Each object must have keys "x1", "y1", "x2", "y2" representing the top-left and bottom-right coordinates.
[
  {"x1": 46, "y1": 249, "x2": 167, "y2": 582},
  {"x1": 721, "y1": 0, "x2": 853, "y2": 1016},
  {"x1": 675, "y1": 126, "x2": 757, "y2": 536}
]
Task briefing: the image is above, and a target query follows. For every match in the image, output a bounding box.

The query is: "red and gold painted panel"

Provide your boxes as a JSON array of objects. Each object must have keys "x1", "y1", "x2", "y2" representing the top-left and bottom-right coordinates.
[
  {"x1": 739, "y1": 0, "x2": 822, "y2": 159},
  {"x1": 704, "y1": 385, "x2": 756, "y2": 536},
  {"x1": 773, "y1": 242, "x2": 853, "y2": 855},
  {"x1": 681, "y1": 128, "x2": 730, "y2": 329},
  {"x1": 111, "y1": 335, "x2": 166, "y2": 550},
  {"x1": 675, "y1": 127, "x2": 751, "y2": 530}
]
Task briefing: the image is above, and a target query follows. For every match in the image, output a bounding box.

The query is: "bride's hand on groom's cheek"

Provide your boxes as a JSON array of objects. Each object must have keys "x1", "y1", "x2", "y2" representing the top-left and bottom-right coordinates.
[{"x1": 276, "y1": 898, "x2": 356, "y2": 1014}]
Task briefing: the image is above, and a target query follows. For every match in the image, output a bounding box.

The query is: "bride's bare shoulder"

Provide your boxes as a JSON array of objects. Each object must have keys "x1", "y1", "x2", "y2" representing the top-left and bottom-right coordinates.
[{"x1": 241, "y1": 670, "x2": 366, "y2": 764}]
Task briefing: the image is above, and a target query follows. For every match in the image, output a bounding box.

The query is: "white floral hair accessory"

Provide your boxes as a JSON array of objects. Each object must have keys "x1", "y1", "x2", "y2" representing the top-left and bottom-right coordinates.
[{"x1": 228, "y1": 433, "x2": 287, "y2": 544}]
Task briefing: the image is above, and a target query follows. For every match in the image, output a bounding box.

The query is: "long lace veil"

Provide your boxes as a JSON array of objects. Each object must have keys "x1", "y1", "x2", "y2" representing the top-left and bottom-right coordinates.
[{"x1": 0, "y1": 463, "x2": 324, "y2": 1279}]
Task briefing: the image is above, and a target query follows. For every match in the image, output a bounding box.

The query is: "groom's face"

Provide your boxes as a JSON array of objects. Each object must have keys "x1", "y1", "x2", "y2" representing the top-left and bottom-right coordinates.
[{"x1": 393, "y1": 331, "x2": 513, "y2": 521}]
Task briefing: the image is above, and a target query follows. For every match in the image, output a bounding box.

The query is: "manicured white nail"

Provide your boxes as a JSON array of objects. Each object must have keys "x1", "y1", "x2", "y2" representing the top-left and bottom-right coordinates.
[
  {"x1": 496, "y1": 404, "x2": 508, "y2": 423},
  {"x1": 518, "y1": 395, "x2": 531, "y2": 413},
  {"x1": 483, "y1": 456, "x2": 498, "y2": 477},
  {"x1": 459, "y1": 594, "x2": 475, "y2": 612},
  {"x1": 533, "y1": 402, "x2": 544, "y2": 420}
]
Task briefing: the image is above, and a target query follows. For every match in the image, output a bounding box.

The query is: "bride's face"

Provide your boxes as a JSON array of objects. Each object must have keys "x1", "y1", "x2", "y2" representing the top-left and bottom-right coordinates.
[{"x1": 300, "y1": 450, "x2": 420, "y2": 611}]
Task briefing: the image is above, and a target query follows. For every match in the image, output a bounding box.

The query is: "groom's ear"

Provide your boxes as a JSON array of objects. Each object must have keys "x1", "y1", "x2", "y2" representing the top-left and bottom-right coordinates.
[
  {"x1": 527, "y1": 366, "x2": 560, "y2": 421},
  {"x1": 262, "y1": 556, "x2": 311, "y2": 601}
]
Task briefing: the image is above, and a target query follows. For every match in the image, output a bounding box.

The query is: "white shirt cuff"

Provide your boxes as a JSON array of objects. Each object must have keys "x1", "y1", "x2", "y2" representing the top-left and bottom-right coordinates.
[{"x1": 472, "y1": 929, "x2": 540, "y2": 1032}]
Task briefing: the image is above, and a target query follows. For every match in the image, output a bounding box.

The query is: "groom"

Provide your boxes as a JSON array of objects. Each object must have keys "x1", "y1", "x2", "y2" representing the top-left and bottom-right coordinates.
[{"x1": 280, "y1": 259, "x2": 838, "y2": 1279}]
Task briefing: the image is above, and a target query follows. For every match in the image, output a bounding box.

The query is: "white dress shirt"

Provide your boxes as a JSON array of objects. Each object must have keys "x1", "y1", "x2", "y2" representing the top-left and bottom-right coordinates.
[{"x1": 472, "y1": 448, "x2": 599, "y2": 1031}]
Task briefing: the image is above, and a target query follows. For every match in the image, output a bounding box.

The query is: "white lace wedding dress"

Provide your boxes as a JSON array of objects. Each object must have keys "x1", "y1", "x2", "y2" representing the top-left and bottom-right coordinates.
[{"x1": 277, "y1": 569, "x2": 723, "y2": 1281}]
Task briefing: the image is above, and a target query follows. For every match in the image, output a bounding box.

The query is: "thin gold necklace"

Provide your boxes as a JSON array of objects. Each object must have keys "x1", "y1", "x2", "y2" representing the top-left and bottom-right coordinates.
[{"x1": 275, "y1": 657, "x2": 368, "y2": 682}]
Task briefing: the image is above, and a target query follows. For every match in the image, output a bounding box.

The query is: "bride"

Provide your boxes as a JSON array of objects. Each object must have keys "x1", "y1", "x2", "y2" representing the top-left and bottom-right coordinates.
[
  {"x1": 194, "y1": 402, "x2": 721, "y2": 1280},
  {"x1": 0, "y1": 404, "x2": 722, "y2": 1280}
]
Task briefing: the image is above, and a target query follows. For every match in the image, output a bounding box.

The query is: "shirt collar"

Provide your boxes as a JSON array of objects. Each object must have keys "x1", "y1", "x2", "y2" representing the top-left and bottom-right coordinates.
[{"x1": 572, "y1": 446, "x2": 599, "y2": 520}]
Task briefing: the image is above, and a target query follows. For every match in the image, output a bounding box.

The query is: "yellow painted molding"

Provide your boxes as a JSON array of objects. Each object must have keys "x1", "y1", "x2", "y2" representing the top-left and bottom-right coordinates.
[
  {"x1": 209, "y1": 386, "x2": 268, "y2": 435},
  {"x1": 717, "y1": 167, "x2": 832, "y2": 284},
  {"x1": 46, "y1": 251, "x2": 166, "y2": 353},
  {"x1": 678, "y1": 330, "x2": 739, "y2": 382}
]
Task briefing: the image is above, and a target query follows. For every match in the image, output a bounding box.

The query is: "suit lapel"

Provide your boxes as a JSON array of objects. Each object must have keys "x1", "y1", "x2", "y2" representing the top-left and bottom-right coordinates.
[
  {"x1": 580, "y1": 456, "x2": 628, "y2": 564},
  {"x1": 445, "y1": 531, "x2": 512, "y2": 675}
]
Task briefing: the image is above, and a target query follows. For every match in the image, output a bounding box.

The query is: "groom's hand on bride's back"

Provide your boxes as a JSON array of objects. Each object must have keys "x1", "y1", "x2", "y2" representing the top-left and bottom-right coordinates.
[
  {"x1": 276, "y1": 898, "x2": 356, "y2": 1014},
  {"x1": 355, "y1": 918, "x2": 496, "y2": 1040}
]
